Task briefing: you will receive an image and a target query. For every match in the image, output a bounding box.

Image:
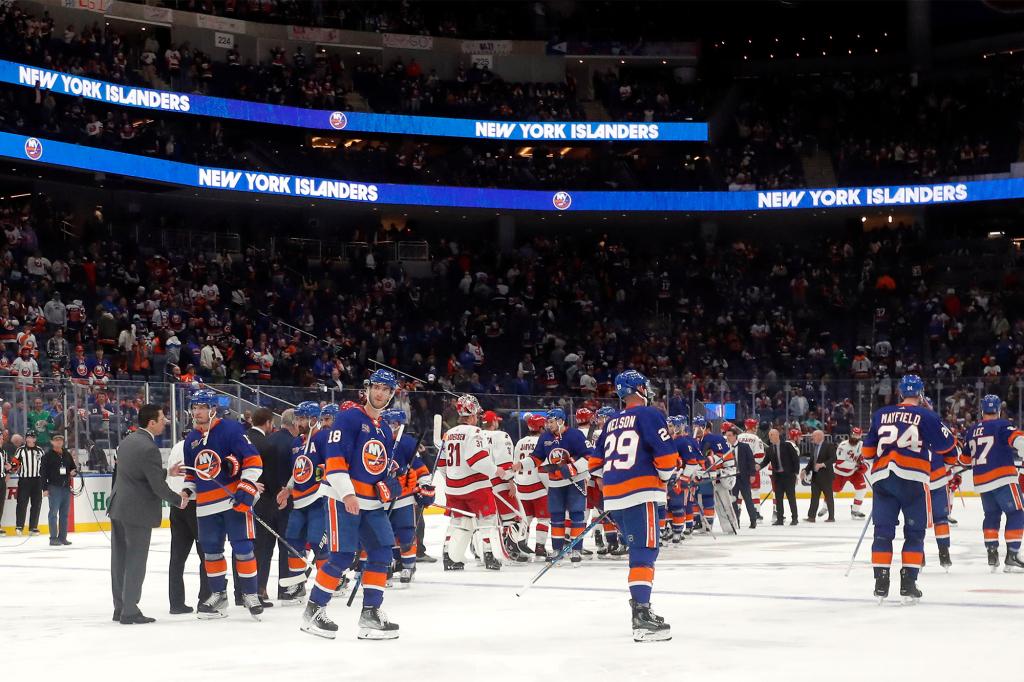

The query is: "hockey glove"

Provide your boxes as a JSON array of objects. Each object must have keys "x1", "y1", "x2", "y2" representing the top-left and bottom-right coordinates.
[
  {"x1": 415, "y1": 484, "x2": 436, "y2": 507},
  {"x1": 557, "y1": 462, "x2": 579, "y2": 480},
  {"x1": 376, "y1": 477, "x2": 403, "y2": 504},
  {"x1": 948, "y1": 474, "x2": 962, "y2": 493},
  {"x1": 224, "y1": 454, "x2": 241, "y2": 477},
  {"x1": 314, "y1": 464, "x2": 325, "y2": 482},
  {"x1": 671, "y1": 477, "x2": 686, "y2": 496},
  {"x1": 232, "y1": 480, "x2": 258, "y2": 513}
]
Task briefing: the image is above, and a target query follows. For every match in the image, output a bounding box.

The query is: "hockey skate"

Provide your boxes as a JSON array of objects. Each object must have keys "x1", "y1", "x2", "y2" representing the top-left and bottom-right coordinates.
[
  {"x1": 630, "y1": 599, "x2": 671, "y2": 642},
  {"x1": 483, "y1": 550, "x2": 502, "y2": 571},
  {"x1": 1004, "y1": 551, "x2": 1024, "y2": 573},
  {"x1": 988, "y1": 546, "x2": 1000, "y2": 572},
  {"x1": 534, "y1": 544, "x2": 549, "y2": 561},
  {"x1": 610, "y1": 540, "x2": 629, "y2": 557},
  {"x1": 241, "y1": 593, "x2": 264, "y2": 621},
  {"x1": 594, "y1": 528, "x2": 606, "y2": 551},
  {"x1": 443, "y1": 551, "x2": 465, "y2": 571},
  {"x1": 671, "y1": 530, "x2": 684, "y2": 544},
  {"x1": 503, "y1": 534, "x2": 529, "y2": 563},
  {"x1": 660, "y1": 526, "x2": 673, "y2": 542},
  {"x1": 899, "y1": 568, "x2": 922, "y2": 605},
  {"x1": 817, "y1": 508, "x2": 828, "y2": 518},
  {"x1": 851, "y1": 509, "x2": 866, "y2": 519},
  {"x1": 197, "y1": 591, "x2": 229, "y2": 620},
  {"x1": 300, "y1": 601, "x2": 338, "y2": 639},
  {"x1": 581, "y1": 548, "x2": 595, "y2": 557},
  {"x1": 516, "y1": 539, "x2": 533, "y2": 556},
  {"x1": 938, "y1": 546, "x2": 952, "y2": 571},
  {"x1": 873, "y1": 568, "x2": 890, "y2": 604},
  {"x1": 947, "y1": 516, "x2": 957, "y2": 525},
  {"x1": 358, "y1": 607, "x2": 399, "y2": 640},
  {"x1": 334, "y1": 572, "x2": 351, "y2": 598},
  {"x1": 570, "y1": 549, "x2": 583, "y2": 566},
  {"x1": 279, "y1": 583, "x2": 307, "y2": 606},
  {"x1": 399, "y1": 566, "x2": 416, "y2": 585}
]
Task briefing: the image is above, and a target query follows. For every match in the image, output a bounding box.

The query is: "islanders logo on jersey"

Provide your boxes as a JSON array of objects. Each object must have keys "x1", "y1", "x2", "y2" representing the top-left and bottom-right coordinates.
[
  {"x1": 329, "y1": 111, "x2": 348, "y2": 130},
  {"x1": 552, "y1": 191, "x2": 572, "y2": 210},
  {"x1": 548, "y1": 447, "x2": 571, "y2": 465},
  {"x1": 24, "y1": 137, "x2": 43, "y2": 161},
  {"x1": 362, "y1": 439, "x2": 389, "y2": 475},
  {"x1": 292, "y1": 455, "x2": 314, "y2": 484},
  {"x1": 193, "y1": 448, "x2": 222, "y2": 479}
]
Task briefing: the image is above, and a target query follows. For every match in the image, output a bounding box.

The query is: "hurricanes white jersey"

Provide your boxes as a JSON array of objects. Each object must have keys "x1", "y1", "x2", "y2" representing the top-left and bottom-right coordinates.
[
  {"x1": 441, "y1": 424, "x2": 496, "y2": 496},
  {"x1": 834, "y1": 440, "x2": 864, "y2": 477},
  {"x1": 512, "y1": 433, "x2": 547, "y2": 500},
  {"x1": 483, "y1": 428, "x2": 515, "y2": 492},
  {"x1": 738, "y1": 431, "x2": 766, "y2": 463}
]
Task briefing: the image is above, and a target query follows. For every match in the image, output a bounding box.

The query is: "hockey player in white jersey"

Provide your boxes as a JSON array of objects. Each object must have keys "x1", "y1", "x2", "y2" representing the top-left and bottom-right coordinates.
[
  {"x1": 512, "y1": 413, "x2": 550, "y2": 558},
  {"x1": 829, "y1": 428, "x2": 868, "y2": 519},
  {"x1": 438, "y1": 395, "x2": 503, "y2": 571},
  {"x1": 481, "y1": 410, "x2": 527, "y2": 562},
  {"x1": 738, "y1": 419, "x2": 767, "y2": 520}
]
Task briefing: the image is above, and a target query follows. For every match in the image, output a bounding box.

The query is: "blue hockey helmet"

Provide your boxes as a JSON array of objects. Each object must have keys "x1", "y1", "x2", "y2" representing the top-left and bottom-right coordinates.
[
  {"x1": 546, "y1": 408, "x2": 567, "y2": 422},
  {"x1": 614, "y1": 369, "x2": 650, "y2": 402},
  {"x1": 320, "y1": 403, "x2": 340, "y2": 419},
  {"x1": 667, "y1": 415, "x2": 685, "y2": 428},
  {"x1": 367, "y1": 368, "x2": 399, "y2": 390},
  {"x1": 981, "y1": 394, "x2": 1002, "y2": 415},
  {"x1": 381, "y1": 408, "x2": 407, "y2": 425},
  {"x1": 595, "y1": 406, "x2": 617, "y2": 420},
  {"x1": 189, "y1": 389, "x2": 218, "y2": 408},
  {"x1": 295, "y1": 401, "x2": 321, "y2": 418},
  {"x1": 691, "y1": 415, "x2": 707, "y2": 430},
  {"x1": 897, "y1": 374, "x2": 924, "y2": 398}
]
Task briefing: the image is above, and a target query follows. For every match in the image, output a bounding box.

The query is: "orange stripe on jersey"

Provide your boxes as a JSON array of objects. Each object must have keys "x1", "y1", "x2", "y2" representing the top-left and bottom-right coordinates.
[
  {"x1": 587, "y1": 456, "x2": 604, "y2": 472},
  {"x1": 288, "y1": 556, "x2": 307, "y2": 572},
  {"x1": 1006, "y1": 528, "x2": 1024, "y2": 541},
  {"x1": 292, "y1": 485, "x2": 320, "y2": 500},
  {"x1": 934, "y1": 523, "x2": 949, "y2": 539},
  {"x1": 242, "y1": 455, "x2": 262, "y2": 469},
  {"x1": 1012, "y1": 484, "x2": 1023, "y2": 511},
  {"x1": 362, "y1": 571, "x2": 387, "y2": 589},
  {"x1": 353, "y1": 479, "x2": 377, "y2": 498},
  {"x1": 628, "y1": 565, "x2": 655, "y2": 583},
  {"x1": 196, "y1": 487, "x2": 232, "y2": 505},
  {"x1": 872, "y1": 452, "x2": 930, "y2": 474},
  {"x1": 974, "y1": 466, "x2": 1019, "y2": 486},
  {"x1": 861, "y1": 446, "x2": 877, "y2": 459},
  {"x1": 315, "y1": 570, "x2": 340, "y2": 592},
  {"x1": 412, "y1": 463, "x2": 430, "y2": 479},
  {"x1": 871, "y1": 551, "x2": 893, "y2": 566},
  {"x1": 653, "y1": 452, "x2": 680, "y2": 471},
  {"x1": 236, "y1": 557, "x2": 257, "y2": 578},
  {"x1": 923, "y1": 484, "x2": 933, "y2": 528},
  {"x1": 205, "y1": 557, "x2": 227, "y2": 576},
  {"x1": 1009, "y1": 431, "x2": 1024, "y2": 446},
  {"x1": 645, "y1": 502, "x2": 657, "y2": 548},
  {"x1": 901, "y1": 551, "x2": 924, "y2": 567},
  {"x1": 603, "y1": 475, "x2": 665, "y2": 500},
  {"x1": 325, "y1": 456, "x2": 349, "y2": 472},
  {"x1": 984, "y1": 528, "x2": 999, "y2": 540},
  {"x1": 327, "y1": 499, "x2": 339, "y2": 551}
]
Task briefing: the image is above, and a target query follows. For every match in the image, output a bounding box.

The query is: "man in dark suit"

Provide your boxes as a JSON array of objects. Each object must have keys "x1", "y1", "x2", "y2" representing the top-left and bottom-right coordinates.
[
  {"x1": 804, "y1": 429, "x2": 837, "y2": 522},
  {"x1": 259, "y1": 407, "x2": 302, "y2": 601},
  {"x1": 109, "y1": 404, "x2": 187, "y2": 624},
  {"x1": 761, "y1": 428, "x2": 800, "y2": 525},
  {"x1": 725, "y1": 428, "x2": 758, "y2": 529},
  {"x1": 245, "y1": 407, "x2": 284, "y2": 606}
]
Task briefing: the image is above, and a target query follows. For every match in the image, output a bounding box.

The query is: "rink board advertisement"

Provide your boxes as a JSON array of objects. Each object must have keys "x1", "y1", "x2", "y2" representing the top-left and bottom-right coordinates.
[
  {"x1": 1, "y1": 474, "x2": 171, "y2": 533},
  {"x1": 6, "y1": 132, "x2": 1021, "y2": 213},
  {"x1": 1, "y1": 60, "x2": 707, "y2": 142}
]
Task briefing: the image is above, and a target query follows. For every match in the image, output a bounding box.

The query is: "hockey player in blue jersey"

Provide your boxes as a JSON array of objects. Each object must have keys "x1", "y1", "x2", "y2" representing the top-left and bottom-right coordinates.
[
  {"x1": 665, "y1": 416, "x2": 689, "y2": 542},
  {"x1": 590, "y1": 370, "x2": 677, "y2": 642},
  {"x1": 693, "y1": 416, "x2": 729, "y2": 531},
  {"x1": 381, "y1": 408, "x2": 432, "y2": 587},
  {"x1": 275, "y1": 400, "x2": 326, "y2": 604},
  {"x1": 181, "y1": 389, "x2": 265, "y2": 620},
  {"x1": 920, "y1": 397, "x2": 961, "y2": 571},
  {"x1": 301, "y1": 369, "x2": 402, "y2": 640},
  {"x1": 862, "y1": 375, "x2": 955, "y2": 603},
  {"x1": 966, "y1": 394, "x2": 1024, "y2": 572}
]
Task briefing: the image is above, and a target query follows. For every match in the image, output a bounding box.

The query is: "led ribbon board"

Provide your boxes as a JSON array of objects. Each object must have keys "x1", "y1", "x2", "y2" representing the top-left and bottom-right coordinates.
[
  {"x1": 6, "y1": 133, "x2": 997, "y2": 213},
  {"x1": 1, "y1": 60, "x2": 707, "y2": 142}
]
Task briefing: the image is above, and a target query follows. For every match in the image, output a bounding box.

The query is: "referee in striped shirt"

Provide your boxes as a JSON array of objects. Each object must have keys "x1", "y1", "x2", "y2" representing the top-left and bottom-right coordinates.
[{"x1": 14, "y1": 430, "x2": 46, "y2": 535}]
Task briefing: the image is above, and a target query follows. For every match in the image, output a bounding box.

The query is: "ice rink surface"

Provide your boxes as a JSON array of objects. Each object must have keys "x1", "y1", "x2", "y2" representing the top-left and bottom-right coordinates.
[{"x1": 2, "y1": 497, "x2": 1021, "y2": 681}]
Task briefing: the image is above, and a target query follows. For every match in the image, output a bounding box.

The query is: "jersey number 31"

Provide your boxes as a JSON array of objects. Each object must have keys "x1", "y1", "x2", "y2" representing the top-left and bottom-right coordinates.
[{"x1": 603, "y1": 430, "x2": 638, "y2": 471}]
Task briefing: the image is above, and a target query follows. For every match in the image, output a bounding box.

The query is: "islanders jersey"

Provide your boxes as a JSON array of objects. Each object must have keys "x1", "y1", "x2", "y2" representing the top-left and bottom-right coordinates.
[
  {"x1": 700, "y1": 433, "x2": 731, "y2": 474},
  {"x1": 183, "y1": 419, "x2": 262, "y2": 517},
  {"x1": 531, "y1": 426, "x2": 591, "y2": 488},
  {"x1": 288, "y1": 427, "x2": 327, "y2": 509},
  {"x1": 391, "y1": 432, "x2": 429, "y2": 510},
  {"x1": 677, "y1": 435, "x2": 704, "y2": 479},
  {"x1": 323, "y1": 407, "x2": 395, "y2": 511},
  {"x1": 966, "y1": 418, "x2": 1024, "y2": 493},
  {"x1": 862, "y1": 402, "x2": 955, "y2": 485},
  {"x1": 512, "y1": 433, "x2": 545, "y2": 500},
  {"x1": 439, "y1": 424, "x2": 495, "y2": 496},
  {"x1": 590, "y1": 406, "x2": 676, "y2": 511}
]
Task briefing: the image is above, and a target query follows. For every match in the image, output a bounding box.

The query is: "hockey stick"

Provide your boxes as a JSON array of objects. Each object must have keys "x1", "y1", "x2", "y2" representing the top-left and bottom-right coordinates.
[
  {"x1": 691, "y1": 488, "x2": 717, "y2": 540},
  {"x1": 843, "y1": 478, "x2": 875, "y2": 577},
  {"x1": 181, "y1": 466, "x2": 315, "y2": 576},
  {"x1": 515, "y1": 511, "x2": 610, "y2": 598}
]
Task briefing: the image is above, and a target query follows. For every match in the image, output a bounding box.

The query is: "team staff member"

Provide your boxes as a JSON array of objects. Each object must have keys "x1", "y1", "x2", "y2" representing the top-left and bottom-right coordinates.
[
  {"x1": 41, "y1": 433, "x2": 75, "y2": 546},
  {"x1": 13, "y1": 430, "x2": 45, "y2": 535},
  {"x1": 109, "y1": 405, "x2": 188, "y2": 624},
  {"x1": 264, "y1": 408, "x2": 303, "y2": 599},
  {"x1": 245, "y1": 408, "x2": 280, "y2": 607},
  {"x1": 167, "y1": 429, "x2": 210, "y2": 614}
]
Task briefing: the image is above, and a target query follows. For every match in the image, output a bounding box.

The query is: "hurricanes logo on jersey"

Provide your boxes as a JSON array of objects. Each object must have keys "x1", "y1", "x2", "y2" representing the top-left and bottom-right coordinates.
[
  {"x1": 361, "y1": 439, "x2": 388, "y2": 475},
  {"x1": 293, "y1": 455, "x2": 314, "y2": 484},
  {"x1": 194, "y1": 448, "x2": 222, "y2": 479}
]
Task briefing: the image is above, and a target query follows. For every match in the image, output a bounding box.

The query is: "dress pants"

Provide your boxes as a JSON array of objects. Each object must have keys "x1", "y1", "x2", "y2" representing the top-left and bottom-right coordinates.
[
  {"x1": 807, "y1": 475, "x2": 835, "y2": 520},
  {"x1": 169, "y1": 499, "x2": 210, "y2": 608},
  {"x1": 15, "y1": 477, "x2": 43, "y2": 530},
  {"x1": 773, "y1": 474, "x2": 798, "y2": 521},
  {"x1": 111, "y1": 519, "x2": 153, "y2": 618}
]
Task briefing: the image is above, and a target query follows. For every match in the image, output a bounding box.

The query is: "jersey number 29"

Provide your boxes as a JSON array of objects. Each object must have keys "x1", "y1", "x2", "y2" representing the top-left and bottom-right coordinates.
[{"x1": 603, "y1": 430, "x2": 638, "y2": 471}]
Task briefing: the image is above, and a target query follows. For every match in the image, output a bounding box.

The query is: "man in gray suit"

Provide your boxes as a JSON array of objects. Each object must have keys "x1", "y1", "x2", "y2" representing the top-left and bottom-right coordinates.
[{"x1": 109, "y1": 404, "x2": 187, "y2": 624}]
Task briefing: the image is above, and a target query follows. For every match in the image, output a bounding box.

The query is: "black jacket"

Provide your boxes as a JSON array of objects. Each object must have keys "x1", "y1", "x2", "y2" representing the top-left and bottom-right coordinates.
[
  {"x1": 260, "y1": 428, "x2": 294, "y2": 501},
  {"x1": 734, "y1": 441, "x2": 756, "y2": 477},
  {"x1": 40, "y1": 448, "x2": 76, "y2": 487},
  {"x1": 761, "y1": 440, "x2": 801, "y2": 478},
  {"x1": 804, "y1": 442, "x2": 837, "y2": 481}
]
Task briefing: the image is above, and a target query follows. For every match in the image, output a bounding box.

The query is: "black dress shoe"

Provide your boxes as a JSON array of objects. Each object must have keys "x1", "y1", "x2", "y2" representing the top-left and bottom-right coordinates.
[
  {"x1": 790, "y1": 519, "x2": 798, "y2": 526},
  {"x1": 772, "y1": 520, "x2": 784, "y2": 526},
  {"x1": 120, "y1": 613, "x2": 156, "y2": 624},
  {"x1": 417, "y1": 553, "x2": 438, "y2": 564},
  {"x1": 112, "y1": 610, "x2": 121, "y2": 622},
  {"x1": 804, "y1": 517, "x2": 815, "y2": 523},
  {"x1": 749, "y1": 523, "x2": 757, "y2": 529},
  {"x1": 61, "y1": 540, "x2": 72, "y2": 546},
  {"x1": 234, "y1": 597, "x2": 243, "y2": 607},
  {"x1": 825, "y1": 518, "x2": 836, "y2": 523},
  {"x1": 169, "y1": 605, "x2": 194, "y2": 615}
]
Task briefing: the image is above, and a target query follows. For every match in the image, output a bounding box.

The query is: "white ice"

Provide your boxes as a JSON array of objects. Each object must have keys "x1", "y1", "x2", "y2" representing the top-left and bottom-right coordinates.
[{"x1": 2, "y1": 497, "x2": 1020, "y2": 682}]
